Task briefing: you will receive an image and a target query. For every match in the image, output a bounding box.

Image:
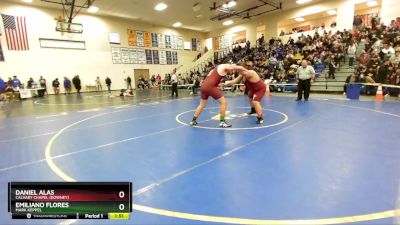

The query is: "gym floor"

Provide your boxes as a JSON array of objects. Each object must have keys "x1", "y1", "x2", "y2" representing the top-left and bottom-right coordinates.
[{"x1": 1, "y1": 90, "x2": 399, "y2": 225}]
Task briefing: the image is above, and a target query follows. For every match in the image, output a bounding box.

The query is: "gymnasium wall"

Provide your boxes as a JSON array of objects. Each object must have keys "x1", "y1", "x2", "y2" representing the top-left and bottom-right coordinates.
[
  {"x1": 206, "y1": 0, "x2": 397, "y2": 44},
  {"x1": 278, "y1": 16, "x2": 337, "y2": 34},
  {"x1": 0, "y1": 1, "x2": 205, "y2": 93}
]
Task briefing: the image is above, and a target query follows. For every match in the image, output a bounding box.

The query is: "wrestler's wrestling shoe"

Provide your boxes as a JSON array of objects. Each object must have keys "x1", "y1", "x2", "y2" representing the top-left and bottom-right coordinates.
[
  {"x1": 190, "y1": 120, "x2": 198, "y2": 126},
  {"x1": 219, "y1": 121, "x2": 232, "y2": 128},
  {"x1": 256, "y1": 117, "x2": 264, "y2": 124},
  {"x1": 247, "y1": 108, "x2": 256, "y2": 115}
]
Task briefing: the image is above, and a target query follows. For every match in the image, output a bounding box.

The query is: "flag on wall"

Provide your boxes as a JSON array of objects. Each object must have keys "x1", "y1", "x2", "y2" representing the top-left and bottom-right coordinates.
[
  {"x1": 120, "y1": 48, "x2": 130, "y2": 64},
  {"x1": 159, "y1": 50, "x2": 166, "y2": 64},
  {"x1": 191, "y1": 38, "x2": 197, "y2": 51},
  {"x1": 144, "y1": 32, "x2": 152, "y2": 48},
  {"x1": 171, "y1": 35, "x2": 177, "y2": 49},
  {"x1": 151, "y1": 33, "x2": 158, "y2": 47},
  {"x1": 165, "y1": 35, "x2": 171, "y2": 49},
  {"x1": 137, "y1": 49, "x2": 146, "y2": 64},
  {"x1": 1, "y1": 14, "x2": 29, "y2": 51},
  {"x1": 158, "y1": 34, "x2": 165, "y2": 49},
  {"x1": 111, "y1": 47, "x2": 121, "y2": 64},
  {"x1": 129, "y1": 48, "x2": 137, "y2": 64},
  {"x1": 166, "y1": 51, "x2": 172, "y2": 65},
  {"x1": 145, "y1": 49, "x2": 153, "y2": 64},
  {"x1": 128, "y1": 29, "x2": 137, "y2": 46},
  {"x1": 0, "y1": 27, "x2": 5, "y2": 61},
  {"x1": 177, "y1": 36, "x2": 183, "y2": 50},
  {"x1": 172, "y1": 51, "x2": 178, "y2": 64},
  {"x1": 136, "y1": 31, "x2": 144, "y2": 47},
  {"x1": 152, "y1": 50, "x2": 159, "y2": 64}
]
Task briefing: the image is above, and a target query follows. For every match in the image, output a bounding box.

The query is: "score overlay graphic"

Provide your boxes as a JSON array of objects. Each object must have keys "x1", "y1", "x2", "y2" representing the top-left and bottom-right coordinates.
[{"x1": 8, "y1": 182, "x2": 132, "y2": 220}]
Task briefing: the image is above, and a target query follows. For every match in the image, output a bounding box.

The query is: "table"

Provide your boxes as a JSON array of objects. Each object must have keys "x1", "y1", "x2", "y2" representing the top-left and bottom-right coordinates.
[{"x1": 19, "y1": 88, "x2": 46, "y2": 99}]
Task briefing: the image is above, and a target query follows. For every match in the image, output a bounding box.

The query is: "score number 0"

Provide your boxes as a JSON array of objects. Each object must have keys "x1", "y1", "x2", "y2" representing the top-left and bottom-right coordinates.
[{"x1": 119, "y1": 191, "x2": 125, "y2": 211}]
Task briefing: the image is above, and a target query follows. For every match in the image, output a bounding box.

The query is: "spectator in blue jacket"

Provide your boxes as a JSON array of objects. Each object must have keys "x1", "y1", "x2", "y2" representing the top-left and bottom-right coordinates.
[
  {"x1": 0, "y1": 77, "x2": 5, "y2": 92},
  {"x1": 12, "y1": 76, "x2": 21, "y2": 89},
  {"x1": 64, "y1": 77, "x2": 72, "y2": 95}
]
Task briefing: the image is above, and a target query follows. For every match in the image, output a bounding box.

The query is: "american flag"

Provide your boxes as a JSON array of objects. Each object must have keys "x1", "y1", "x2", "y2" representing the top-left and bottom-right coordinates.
[{"x1": 1, "y1": 14, "x2": 29, "y2": 51}]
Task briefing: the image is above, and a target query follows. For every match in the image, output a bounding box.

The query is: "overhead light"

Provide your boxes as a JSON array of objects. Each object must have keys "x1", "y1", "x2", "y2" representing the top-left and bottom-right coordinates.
[
  {"x1": 225, "y1": 1, "x2": 237, "y2": 8},
  {"x1": 155, "y1": 3, "x2": 168, "y2": 11},
  {"x1": 223, "y1": 20, "x2": 234, "y2": 26},
  {"x1": 366, "y1": 0, "x2": 378, "y2": 7},
  {"x1": 88, "y1": 6, "x2": 99, "y2": 13},
  {"x1": 296, "y1": 0, "x2": 312, "y2": 4},
  {"x1": 22, "y1": 0, "x2": 33, "y2": 2},
  {"x1": 173, "y1": 22, "x2": 182, "y2": 27},
  {"x1": 327, "y1": 10, "x2": 337, "y2": 15},
  {"x1": 295, "y1": 17, "x2": 305, "y2": 22}
]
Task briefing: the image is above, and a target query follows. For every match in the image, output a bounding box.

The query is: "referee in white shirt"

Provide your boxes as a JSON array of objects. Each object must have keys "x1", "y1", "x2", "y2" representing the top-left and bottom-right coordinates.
[
  {"x1": 171, "y1": 69, "x2": 178, "y2": 97},
  {"x1": 296, "y1": 60, "x2": 315, "y2": 101}
]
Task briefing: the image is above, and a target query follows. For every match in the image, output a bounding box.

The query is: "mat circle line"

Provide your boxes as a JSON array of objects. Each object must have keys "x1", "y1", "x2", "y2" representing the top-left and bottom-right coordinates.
[{"x1": 44, "y1": 103, "x2": 400, "y2": 224}]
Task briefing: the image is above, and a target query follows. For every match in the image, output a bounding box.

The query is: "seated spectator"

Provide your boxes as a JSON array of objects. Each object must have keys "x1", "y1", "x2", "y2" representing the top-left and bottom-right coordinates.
[
  {"x1": 27, "y1": 78, "x2": 35, "y2": 89},
  {"x1": 0, "y1": 77, "x2": 5, "y2": 101},
  {"x1": 190, "y1": 76, "x2": 201, "y2": 95},
  {"x1": 390, "y1": 50, "x2": 400, "y2": 64},
  {"x1": 344, "y1": 72, "x2": 360, "y2": 94},
  {"x1": 12, "y1": 76, "x2": 21, "y2": 89},
  {"x1": 381, "y1": 43, "x2": 395, "y2": 60},
  {"x1": 137, "y1": 77, "x2": 146, "y2": 89}
]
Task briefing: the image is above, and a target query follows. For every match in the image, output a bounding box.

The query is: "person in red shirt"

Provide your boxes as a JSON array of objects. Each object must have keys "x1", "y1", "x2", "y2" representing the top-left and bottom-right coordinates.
[
  {"x1": 190, "y1": 64, "x2": 243, "y2": 128},
  {"x1": 156, "y1": 74, "x2": 162, "y2": 86},
  {"x1": 224, "y1": 63, "x2": 266, "y2": 124}
]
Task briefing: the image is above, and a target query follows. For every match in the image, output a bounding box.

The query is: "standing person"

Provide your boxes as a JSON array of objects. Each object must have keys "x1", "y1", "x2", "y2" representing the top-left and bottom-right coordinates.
[
  {"x1": 190, "y1": 64, "x2": 243, "y2": 128},
  {"x1": 224, "y1": 63, "x2": 266, "y2": 124},
  {"x1": 95, "y1": 76, "x2": 102, "y2": 92},
  {"x1": 151, "y1": 75, "x2": 156, "y2": 87},
  {"x1": 347, "y1": 42, "x2": 357, "y2": 67},
  {"x1": 52, "y1": 78, "x2": 60, "y2": 95},
  {"x1": 105, "y1": 76, "x2": 112, "y2": 93},
  {"x1": 171, "y1": 69, "x2": 178, "y2": 97},
  {"x1": 27, "y1": 78, "x2": 35, "y2": 89},
  {"x1": 39, "y1": 76, "x2": 47, "y2": 95},
  {"x1": 72, "y1": 75, "x2": 81, "y2": 94},
  {"x1": 126, "y1": 76, "x2": 132, "y2": 90},
  {"x1": 296, "y1": 60, "x2": 315, "y2": 101},
  {"x1": 156, "y1": 74, "x2": 161, "y2": 85},
  {"x1": 328, "y1": 56, "x2": 337, "y2": 79},
  {"x1": 156, "y1": 74, "x2": 162, "y2": 89},
  {"x1": 376, "y1": 59, "x2": 390, "y2": 84},
  {"x1": 64, "y1": 77, "x2": 72, "y2": 95}
]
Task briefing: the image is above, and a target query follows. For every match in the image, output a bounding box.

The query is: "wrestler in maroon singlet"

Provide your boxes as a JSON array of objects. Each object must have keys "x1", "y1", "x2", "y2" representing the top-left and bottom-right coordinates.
[
  {"x1": 242, "y1": 77, "x2": 266, "y2": 103},
  {"x1": 190, "y1": 64, "x2": 243, "y2": 128},
  {"x1": 200, "y1": 66, "x2": 224, "y2": 100},
  {"x1": 223, "y1": 64, "x2": 266, "y2": 124}
]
